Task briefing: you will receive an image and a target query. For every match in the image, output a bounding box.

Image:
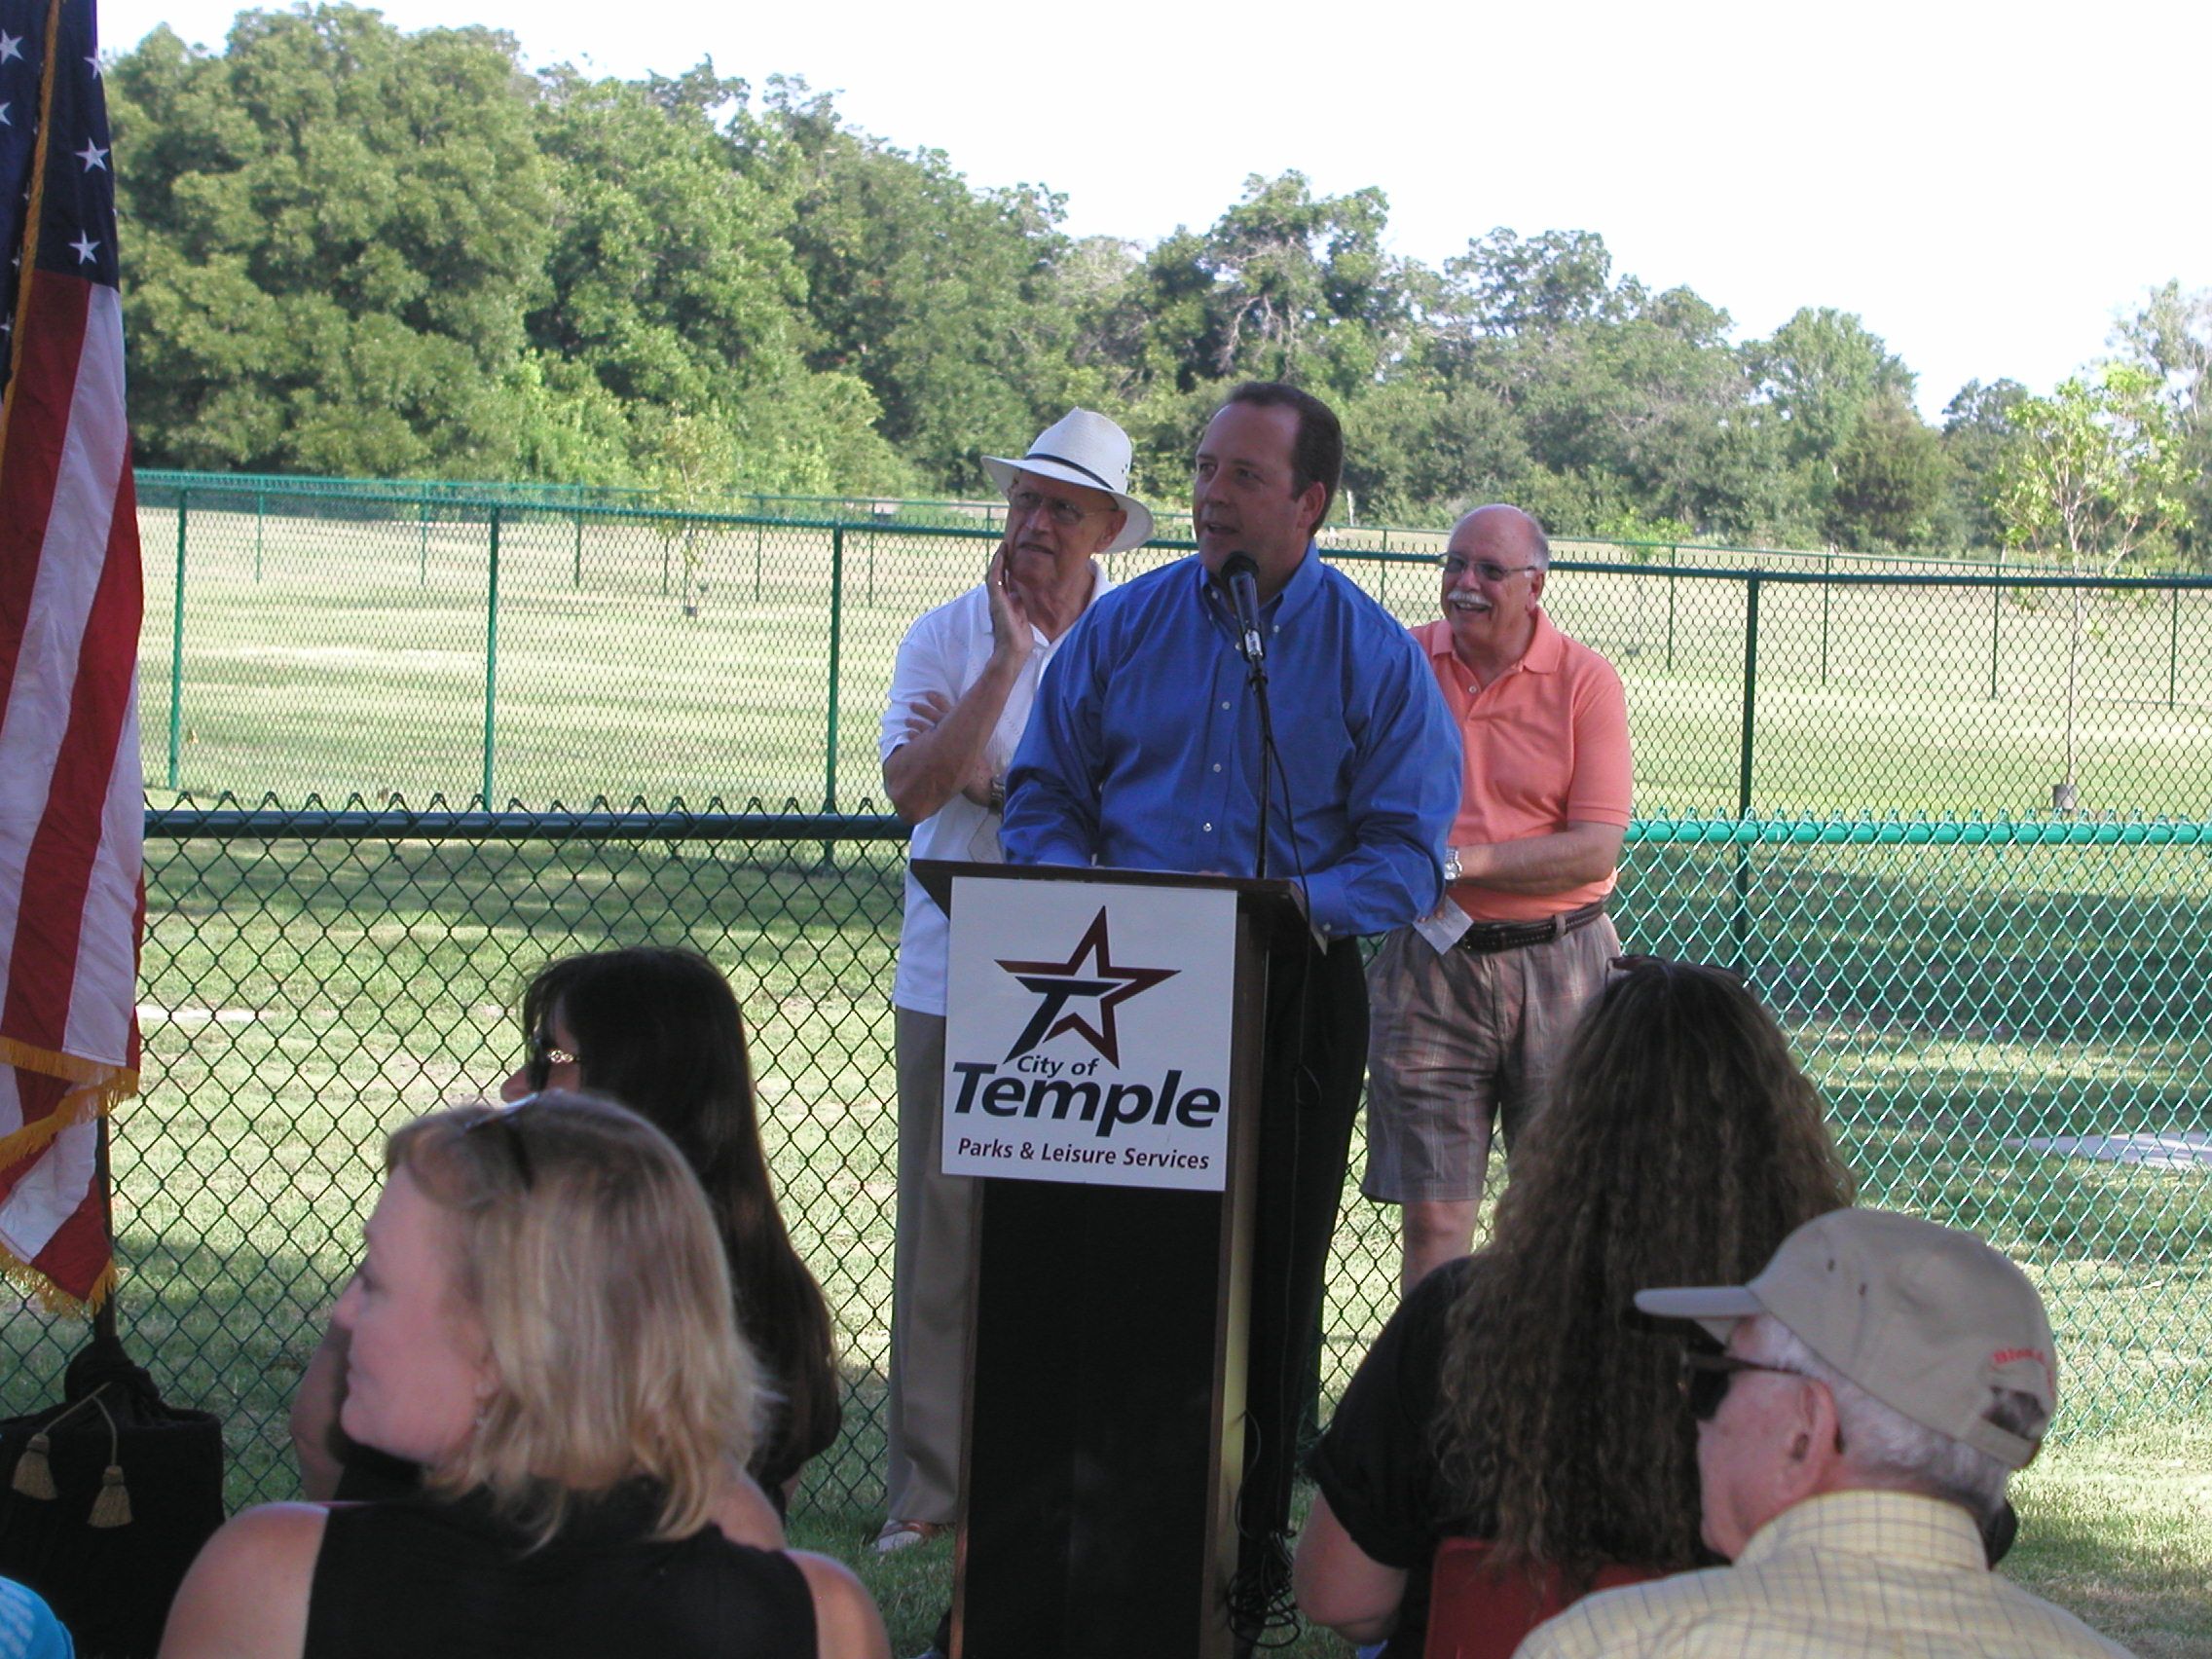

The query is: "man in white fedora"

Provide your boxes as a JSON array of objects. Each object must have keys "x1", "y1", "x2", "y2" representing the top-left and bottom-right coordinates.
[
  {"x1": 872, "y1": 409, "x2": 1151, "y2": 1554},
  {"x1": 1518, "y1": 1208, "x2": 2135, "y2": 1658}
]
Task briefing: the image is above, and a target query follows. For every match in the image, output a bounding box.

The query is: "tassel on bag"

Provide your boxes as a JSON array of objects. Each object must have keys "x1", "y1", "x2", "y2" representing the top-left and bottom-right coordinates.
[
  {"x1": 10, "y1": 1430, "x2": 57, "y2": 1500},
  {"x1": 86, "y1": 1394, "x2": 130, "y2": 1530},
  {"x1": 88, "y1": 1464, "x2": 132, "y2": 1529}
]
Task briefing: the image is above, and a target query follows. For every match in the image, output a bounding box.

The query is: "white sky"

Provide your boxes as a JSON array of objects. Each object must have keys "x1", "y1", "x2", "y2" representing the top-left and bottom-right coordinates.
[{"x1": 101, "y1": 0, "x2": 2212, "y2": 421}]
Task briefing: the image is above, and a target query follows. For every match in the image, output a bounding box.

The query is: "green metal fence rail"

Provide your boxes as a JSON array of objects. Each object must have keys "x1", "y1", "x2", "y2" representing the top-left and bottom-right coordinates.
[
  {"x1": 133, "y1": 488, "x2": 2212, "y2": 821},
  {"x1": 135, "y1": 469, "x2": 2057, "y2": 572},
  {"x1": 2, "y1": 804, "x2": 2203, "y2": 1521}
]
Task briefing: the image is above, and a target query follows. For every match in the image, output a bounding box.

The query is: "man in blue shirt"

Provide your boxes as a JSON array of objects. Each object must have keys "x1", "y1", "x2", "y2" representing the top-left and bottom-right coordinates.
[{"x1": 1003, "y1": 382, "x2": 1457, "y2": 1643}]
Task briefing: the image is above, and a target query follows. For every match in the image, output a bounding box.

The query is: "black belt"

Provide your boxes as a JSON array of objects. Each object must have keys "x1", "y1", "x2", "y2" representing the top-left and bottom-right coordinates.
[{"x1": 1454, "y1": 899, "x2": 1608, "y2": 956}]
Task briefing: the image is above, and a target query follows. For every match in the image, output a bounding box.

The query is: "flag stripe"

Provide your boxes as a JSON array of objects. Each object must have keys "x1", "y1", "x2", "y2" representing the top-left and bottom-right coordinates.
[
  {"x1": 0, "y1": 276, "x2": 124, "y2": 1042},
  {"x1": 7, "y1": 320, "x2": 138, "y2": 1065},
  {"x1": 0, "y1": 269, "x2": 93, "y2": 729}
]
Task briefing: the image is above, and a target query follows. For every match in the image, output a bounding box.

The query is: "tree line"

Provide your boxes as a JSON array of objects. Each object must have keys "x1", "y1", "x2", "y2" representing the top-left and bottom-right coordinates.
[{"x1": 109, "y1": 5, "x2": 2208, "y2": 561}]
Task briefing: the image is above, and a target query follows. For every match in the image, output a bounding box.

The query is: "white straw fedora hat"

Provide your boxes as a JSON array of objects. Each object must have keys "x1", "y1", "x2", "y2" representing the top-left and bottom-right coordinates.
[{"x1": 981, "y1": 408, "x2": 1155, "y2": 554}]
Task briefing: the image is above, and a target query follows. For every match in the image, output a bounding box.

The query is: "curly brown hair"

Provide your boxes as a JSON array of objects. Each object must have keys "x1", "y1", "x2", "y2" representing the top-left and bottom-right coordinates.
[{"x1": 1431, "y1": 957, "x2": 1855, "y2": 1580}]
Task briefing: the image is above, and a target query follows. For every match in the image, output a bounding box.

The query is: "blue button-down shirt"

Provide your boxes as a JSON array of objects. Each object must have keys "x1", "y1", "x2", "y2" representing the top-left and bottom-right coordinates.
[{"x1": 1002, "y1": 547, "x2": 1457, "y2": 939}]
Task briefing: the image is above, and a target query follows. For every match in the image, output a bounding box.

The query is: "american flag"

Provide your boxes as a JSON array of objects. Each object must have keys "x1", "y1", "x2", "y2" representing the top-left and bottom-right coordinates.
[{"x1": 0, "y1": 0, "x2": 143, "y2": 1309}]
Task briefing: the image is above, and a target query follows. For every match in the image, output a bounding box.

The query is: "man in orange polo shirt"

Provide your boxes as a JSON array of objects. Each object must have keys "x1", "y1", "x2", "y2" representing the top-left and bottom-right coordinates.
[{"x1": 1363, "y1": 504, "x2": 1632, "y2": 1292}]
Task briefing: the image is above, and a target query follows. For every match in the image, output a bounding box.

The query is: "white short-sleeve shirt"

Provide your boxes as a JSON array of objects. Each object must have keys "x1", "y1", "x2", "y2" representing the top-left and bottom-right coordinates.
[{"x1": 880, "y1": 566, "x2": 1112, "y2": 1015}]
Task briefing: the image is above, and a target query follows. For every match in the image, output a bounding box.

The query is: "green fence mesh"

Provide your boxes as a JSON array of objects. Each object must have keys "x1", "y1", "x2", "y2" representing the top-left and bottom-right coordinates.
[
  {"x1": 0, "y1": 479, "x2": 2203, "y2": 1524},
  {"x1": 132, "y1": 474, "x2": 2212, "y2": 820}
]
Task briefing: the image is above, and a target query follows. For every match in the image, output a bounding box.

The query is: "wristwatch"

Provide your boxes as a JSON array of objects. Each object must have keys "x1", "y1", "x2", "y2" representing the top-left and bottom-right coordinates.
[
  {"x1": 987, "y1": 776, "x2": 1007, "y2": 814},
  {"x1": 1442, "y1": 846, "x2": 1461, "y2": 884}
]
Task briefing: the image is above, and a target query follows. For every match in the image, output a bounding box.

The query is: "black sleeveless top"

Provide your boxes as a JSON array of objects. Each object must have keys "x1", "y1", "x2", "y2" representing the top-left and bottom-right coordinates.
[{"x1": 304, "y1": 1484, "x2": 817, "y2": 1659}]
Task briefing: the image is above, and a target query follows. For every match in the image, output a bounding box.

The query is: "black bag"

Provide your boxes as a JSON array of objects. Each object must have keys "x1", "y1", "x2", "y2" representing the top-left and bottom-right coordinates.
[{"x1": 0, "y1": 1330, "x2": 226, "y2": 1659}]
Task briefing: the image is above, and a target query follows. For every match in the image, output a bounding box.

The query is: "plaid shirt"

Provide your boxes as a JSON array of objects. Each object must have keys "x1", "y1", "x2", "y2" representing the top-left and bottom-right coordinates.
[{"x1": 1514, "y1": 1489, "x2": 2134, "y2": 1659}]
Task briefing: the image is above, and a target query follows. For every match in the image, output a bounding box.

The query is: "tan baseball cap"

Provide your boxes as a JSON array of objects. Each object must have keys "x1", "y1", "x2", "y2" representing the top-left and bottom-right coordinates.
[{"x1": 1635, "y1": 1208, "x2": 2058, "y2": 1469}]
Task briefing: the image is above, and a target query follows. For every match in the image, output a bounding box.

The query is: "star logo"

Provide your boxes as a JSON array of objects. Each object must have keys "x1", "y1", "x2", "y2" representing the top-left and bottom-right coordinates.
[
  {"x1": 995, "y1": 907, "x2": 1177, "y2": 1065},
  {"x1": 0, "y1": 31, "x2": 21, "y2": 63},
  {"x1": 77, "y1": 140, "x2": 107, "y2": 171},
  {"x1": 70, "y1": 232, "x2": 98, "y2": 264}
]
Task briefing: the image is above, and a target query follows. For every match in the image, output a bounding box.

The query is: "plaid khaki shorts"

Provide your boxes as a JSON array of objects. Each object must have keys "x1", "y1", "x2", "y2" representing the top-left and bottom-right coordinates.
[{"x1": 1359, "y1": 913, "x2": 1619, "y2": 1203}]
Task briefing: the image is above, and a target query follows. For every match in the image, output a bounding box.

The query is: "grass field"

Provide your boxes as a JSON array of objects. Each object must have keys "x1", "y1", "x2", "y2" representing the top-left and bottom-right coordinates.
[
  {"x1": 8, "y1": 822, "x2": 2204, "y2": 1653},
  {"x1": 4, "y1": 500, "x2": 2202, "y2": 1651},
  {"x1": 137, "y1": 504, "x2": 2212, "y2": 819}
]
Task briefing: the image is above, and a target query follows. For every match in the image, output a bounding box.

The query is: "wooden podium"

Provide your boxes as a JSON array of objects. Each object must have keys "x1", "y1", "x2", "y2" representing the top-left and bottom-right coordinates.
[{"x1": 912, "y1": 860, "x2": 1308, "y2": 1659}]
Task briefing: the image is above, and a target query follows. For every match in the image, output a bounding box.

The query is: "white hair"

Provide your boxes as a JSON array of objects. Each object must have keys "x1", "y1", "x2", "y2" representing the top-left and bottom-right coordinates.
[{"x1": 1741, "y1": 1318, "x2": 2045, "y2": 1529}]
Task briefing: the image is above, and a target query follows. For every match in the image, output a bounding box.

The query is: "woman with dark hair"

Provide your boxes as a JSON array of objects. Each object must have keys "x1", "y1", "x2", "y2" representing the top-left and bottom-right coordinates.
[
  {"x1": 1293, "y1": 957, "x2": 1857, "y2": 1657},
  {"x1": 502, "y1": 946, "x2": 841, "y2": 1508},
  {"x1": 293, "y1": 947, "x2": 839, "y2": 1520},
  {"x1": 166, "y1": 1095, "x2": 886, "y2": 1659}
]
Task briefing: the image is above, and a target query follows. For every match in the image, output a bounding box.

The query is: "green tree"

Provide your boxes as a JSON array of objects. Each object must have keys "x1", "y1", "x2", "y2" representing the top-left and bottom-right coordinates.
[
  {"x1": 2112, "y1": 281, "x2": 2212, "y2": 566},
  {"x1": 1994, "y1": 364, "x2": 2194, "y2": 803},
  {"x1": 1940, "y1": 378, "x2": 2028, "y2": 550},
  {"x1": 529, "y1": 64, "x2": 907, "y2": 493},
  {"x1": 1744, "y1": 308, "x2": 1917, "y2": 539},
  {"x1": 752, "y1": 78, "x2": 1080, "y2": 491},
  {"x1": 112, "y1": 7, "x2": 553, "y2": 474},
  {"x1": 1825, "y1": 392, "x2": 1949, "y2": 551}
]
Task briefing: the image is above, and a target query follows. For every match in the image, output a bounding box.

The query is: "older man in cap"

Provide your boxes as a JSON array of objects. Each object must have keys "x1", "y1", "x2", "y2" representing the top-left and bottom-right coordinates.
[
  {"x1": 1516, "y1": 1208, "x2": 2135, "y2": 1658},
  {"x1": 873, "y1": 408, "x2": 1151, "y2": 1553}
]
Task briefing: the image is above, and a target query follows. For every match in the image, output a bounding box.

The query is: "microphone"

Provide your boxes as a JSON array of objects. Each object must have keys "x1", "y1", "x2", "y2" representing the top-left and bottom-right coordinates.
[{"x1": 1221, "y1": 552, "x2": 1266, "y2": 666}]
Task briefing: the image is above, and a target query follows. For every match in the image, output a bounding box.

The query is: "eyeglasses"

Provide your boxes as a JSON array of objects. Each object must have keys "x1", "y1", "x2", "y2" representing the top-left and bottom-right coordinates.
[
  {"x1": 1678, "y1": 1350, "x2": 1807, "y2": 1420},
  {"x1": 462, "y1": 1104, "x2": 535, "y2": 1190},
  {"x1": 1008, "y1": 488, "x2": 1107, "y2": 530},
  {"x1": 1441, "y1": 555, "x2": 1537, "y2": 584},
  {"x1": 523, "y1": 1026, "x2": 576, "y2": 1092}
]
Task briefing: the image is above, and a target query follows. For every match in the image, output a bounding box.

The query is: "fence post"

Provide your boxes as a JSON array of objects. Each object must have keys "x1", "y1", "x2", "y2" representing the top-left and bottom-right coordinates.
[
  {"x1": 254, "y1": 487, "x2": 264, "y2": 583},
  {"x1": 167, "y1": 490, "x2": 188, "y2": 791},
  {"x1": 1819, "y1": 548, "x2": 1831, "y2": 686},
  {"x1": 866, "y1": 528, "x2": 876, "y2": 608},
  {"x1": 2168, "y1": 581, "x2": 2180, "y2": 711},
  {"x1": 823, "y1": 533, "x2": 835, "y2": 818},
  {"x1": 823, "y1": 528, "x2": 845, "y2": 845},
  {"x1": 1666, "y1": 546, "x2": 1678, "y2": 674},
  {"x1": 419, "y1": 498, "x2": 431, "y2": 589},
  {"x1": 571, "y1": 510, "x2": 584, "y2": 590},
  {"x1": 1988, "y1": 547, "x2": 2003, "y2": 700},
  {"x1": 755, "y1": 520, "x2": 764, "y2": 601},
  {"x1": 482, "y1": 506, "x2": 501, "y2": 809},
  {"x1": 1732, "y1": 574, "x2": 1761, "y2": 973}
]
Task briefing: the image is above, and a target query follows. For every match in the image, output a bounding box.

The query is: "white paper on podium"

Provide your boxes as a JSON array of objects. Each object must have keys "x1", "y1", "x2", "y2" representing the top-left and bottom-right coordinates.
[{"x1": 942, "y1": 876, "x2": 1236, "y2": 1191}]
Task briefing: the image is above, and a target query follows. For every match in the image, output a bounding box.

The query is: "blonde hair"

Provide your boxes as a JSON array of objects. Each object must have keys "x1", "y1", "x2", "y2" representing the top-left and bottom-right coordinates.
[{"x1": 387, "y1": 1092, "x2": 759, "y2": 1544}]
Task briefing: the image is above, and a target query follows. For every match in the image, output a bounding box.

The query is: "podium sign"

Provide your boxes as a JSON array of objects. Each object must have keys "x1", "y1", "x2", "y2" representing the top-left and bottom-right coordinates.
[{"x1": 943, "y1": 875, "x2": 1235, "y2": 1191}]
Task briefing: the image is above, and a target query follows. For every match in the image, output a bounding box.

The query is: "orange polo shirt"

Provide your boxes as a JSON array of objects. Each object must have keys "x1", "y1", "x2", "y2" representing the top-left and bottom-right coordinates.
[{"x1": 1412, "y1": 610, "x2": 1632, "y2": 924}]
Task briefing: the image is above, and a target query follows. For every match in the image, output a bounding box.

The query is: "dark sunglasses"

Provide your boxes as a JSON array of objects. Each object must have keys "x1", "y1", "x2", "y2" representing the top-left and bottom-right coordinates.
[
  {"x1": 462, "y1": 1104, "x2": 536, "y2": 1190},
  {"x1": 1677, "y1": 1350, "x2": 1806, "y2": 1420},
  {"x1": 522, "y1": 1026, "x2": 577, "y2": 1093}
]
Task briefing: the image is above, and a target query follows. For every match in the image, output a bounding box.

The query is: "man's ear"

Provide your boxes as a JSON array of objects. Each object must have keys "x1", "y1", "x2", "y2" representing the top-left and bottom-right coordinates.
[
  {"x1": 1294, "y1": 480, "x2": 1329, "y2": 541},
  {"x1": 1787, "y1": 1376, "x2": 1852, "y2": 1496}
]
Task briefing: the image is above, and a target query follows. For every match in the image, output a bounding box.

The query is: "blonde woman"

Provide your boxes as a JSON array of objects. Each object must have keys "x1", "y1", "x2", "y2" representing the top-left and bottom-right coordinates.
[{"x1": 163, "y1": 1094, "x2": 885, "y2": 1659}]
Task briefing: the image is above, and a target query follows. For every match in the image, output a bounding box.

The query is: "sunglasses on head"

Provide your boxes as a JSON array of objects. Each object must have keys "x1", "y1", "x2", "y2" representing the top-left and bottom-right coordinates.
[{"x1": 463, "y1": 1103, "x2": 536, "y2": 1190}]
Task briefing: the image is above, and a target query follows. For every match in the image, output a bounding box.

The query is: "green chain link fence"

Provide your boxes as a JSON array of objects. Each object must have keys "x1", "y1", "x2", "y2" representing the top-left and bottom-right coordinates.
[{"x1": 1, "y1": 475, "x2": 2204, "y2": 1523}]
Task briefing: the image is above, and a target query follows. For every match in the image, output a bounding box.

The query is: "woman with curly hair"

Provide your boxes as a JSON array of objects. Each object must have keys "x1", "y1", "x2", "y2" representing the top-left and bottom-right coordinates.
[{"x1": 1294, "y1": 957, "x2": 1856, "y2": 1657}]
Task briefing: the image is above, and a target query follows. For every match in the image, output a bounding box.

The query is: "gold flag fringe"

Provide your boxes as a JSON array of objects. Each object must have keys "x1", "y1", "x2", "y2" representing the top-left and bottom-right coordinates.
[
  {"x1": 0, "y1": 1037, "x2": 135, "y2": 1311},
  {"x1": 0, "y1": 1036, "x2": 137, "y2": 1173}
]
